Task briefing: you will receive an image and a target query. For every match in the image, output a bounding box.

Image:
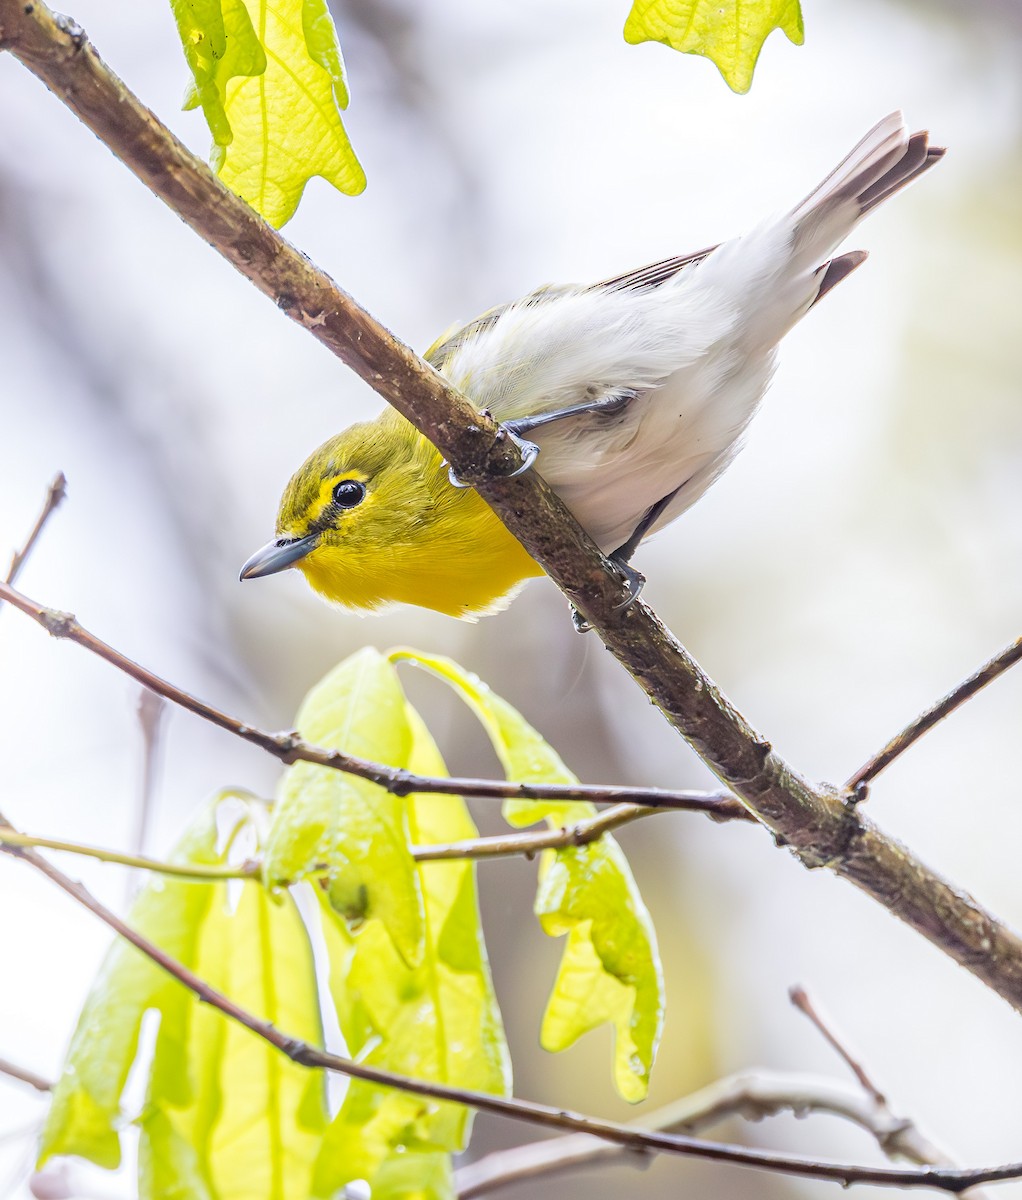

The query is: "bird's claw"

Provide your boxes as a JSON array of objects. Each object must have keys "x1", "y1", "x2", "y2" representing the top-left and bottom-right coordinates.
[
  {"x1": 501, "y1": 427, "x2": 540, "y2": 477},
  {"x1": 570, "y1": 605, "x2": 592, "y2": 634},
  {"x1": 612, "y1": 560, "x2": 646, "y2": 609},
  {"x1": 446, "y1": 425, "x2": 540, "y2": 488},
  {"x1": 569, "y1": 559, "x2": 645, "y2": 633}
]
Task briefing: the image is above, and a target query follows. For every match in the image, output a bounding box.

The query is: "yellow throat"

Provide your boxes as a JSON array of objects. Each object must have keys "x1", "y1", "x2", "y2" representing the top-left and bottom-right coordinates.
[{"x1": 272, "y1": 408, "x2": 542, "y2": 619}]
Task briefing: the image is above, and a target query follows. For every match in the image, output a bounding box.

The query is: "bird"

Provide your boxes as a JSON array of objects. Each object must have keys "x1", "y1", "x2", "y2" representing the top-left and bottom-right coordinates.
[{"x1": 241, "y1": 112, "x2": 943, "y2": 620}]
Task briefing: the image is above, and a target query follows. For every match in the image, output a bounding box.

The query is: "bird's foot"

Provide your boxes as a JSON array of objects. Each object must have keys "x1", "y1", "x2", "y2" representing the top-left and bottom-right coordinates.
[
  {"x1": 447, "y1": 424, "x2": 540, "y2": 488},
  {"x1": 569, "y1": 558, "x2": 646, "y2": 633}
]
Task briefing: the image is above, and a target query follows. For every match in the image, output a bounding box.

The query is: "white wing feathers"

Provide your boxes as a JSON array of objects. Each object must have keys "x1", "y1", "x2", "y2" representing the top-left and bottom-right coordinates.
[{"x1": 434, "y1": 114, "x2": 942, "y2": 554}]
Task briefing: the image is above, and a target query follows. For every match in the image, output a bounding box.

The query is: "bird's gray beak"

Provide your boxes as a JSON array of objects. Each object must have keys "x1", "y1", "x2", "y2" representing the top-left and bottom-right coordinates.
[{"x1": 239, "y1": 534, "x2": 320, "y2": 580}]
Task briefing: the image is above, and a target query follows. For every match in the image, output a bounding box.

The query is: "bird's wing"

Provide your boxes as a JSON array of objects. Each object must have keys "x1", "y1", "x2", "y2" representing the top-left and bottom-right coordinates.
[
  {"x1": 424, "y1": 249, "x2": 719, "y2": 368},
  {"x1": 594, "y1": 245, "x2": 719, "y2": 292}
]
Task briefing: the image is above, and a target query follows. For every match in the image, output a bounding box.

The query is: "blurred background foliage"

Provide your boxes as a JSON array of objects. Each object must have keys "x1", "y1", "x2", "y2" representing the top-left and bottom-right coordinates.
[{"x1": 1, "y1": 0, "x2": 1021, "y2": 1196}]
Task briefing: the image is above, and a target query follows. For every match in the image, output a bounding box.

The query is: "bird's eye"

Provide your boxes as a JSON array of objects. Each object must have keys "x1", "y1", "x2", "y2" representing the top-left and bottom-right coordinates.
[{"x1": 332, "y1": 479, "x2": 366, "y2": 509}]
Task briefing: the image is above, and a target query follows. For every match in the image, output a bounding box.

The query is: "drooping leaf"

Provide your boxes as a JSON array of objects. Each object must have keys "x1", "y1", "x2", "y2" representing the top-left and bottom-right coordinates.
[
  {"x1": 536, "y1": 840, "x2": 663, "y2": 1103},
  {"x1": 263, "y1": 648, "x2": 425, "y2": 967},
  {"x1": 39, "y1": 796, "x2": 328, "y2": 1198},
  {"x1": 139, "y1": 874, "x2": 327, "y2": 1199},
  {"x1": 38, "y1": 802, "x2": 223, "y2": 1171},
  {"x1": 389, "y1": 649, "x2": 587, "y2": 830},
  {"x1": 312, "y1": 699, "x2": 509, "y2": 1198},
  {"x1": 176, "y1": 0, "x2": 266, "y2": 146},
  {"x1": 623, "y1": 0, "x2": 805, "y2": 94},
  {"x1": 388, "y1": 650, "x2": 663, "y2": 1102},
  {"x1": 217, "y1": 0, "x2": 366, "y2": 225}
]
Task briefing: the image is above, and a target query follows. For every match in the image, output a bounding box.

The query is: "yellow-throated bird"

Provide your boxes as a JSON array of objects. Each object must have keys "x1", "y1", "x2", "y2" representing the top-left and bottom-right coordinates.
[{"x1": 241, "y1": 114, "x2": 943, "y2": 619}]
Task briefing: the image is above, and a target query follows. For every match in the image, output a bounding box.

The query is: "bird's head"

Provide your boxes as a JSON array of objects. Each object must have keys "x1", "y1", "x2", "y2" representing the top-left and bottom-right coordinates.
[{"x1": 240, "y1": 411, "x2": 436, "y2": 611}]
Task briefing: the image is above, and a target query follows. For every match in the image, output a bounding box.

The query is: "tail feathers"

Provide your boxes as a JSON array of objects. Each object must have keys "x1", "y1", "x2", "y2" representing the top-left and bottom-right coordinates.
[
  {"x1": 860, "y1": 135, "x2": 945, "y2": 213},
  {"x1": 788, "y1": 112, "x2": 944, "y2": 267},
  {"x1": 811, "y1": 249, "x2": 868, "y2": 307}
]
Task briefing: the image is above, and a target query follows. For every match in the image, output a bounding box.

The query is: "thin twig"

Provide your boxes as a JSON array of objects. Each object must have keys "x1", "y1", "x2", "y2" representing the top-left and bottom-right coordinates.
[
  {"x1": 3, "y1": 833, "x2": 1022, "y2": 1193},
  {"x1": 847, "y1": 636, "x2": 1022, "y2": 791},
  {"x1": 0, "y1": 579, "x2": 745, "y2": 820},
  {"x1": 412, "y1": 802, "x2": 658, "y2": 860},
  {"x1": 0, "y1": 1056, "x2": 52, "y2": 1094},
  {"x1": 0, "y1": 828, "x2": 259, "y2": 880},
  {"x1": 0, "y1": 805, "x2": 654, "y2": 878},
  {"x1": 790, "y1": 984, "x2": 886, "y2": 1105},
  {"x1": 787, "y1": 985, "x2": 989, "y2": 1196},
  {"x1": 2, "y1": 471, "x2": 65, "y2": 590}
]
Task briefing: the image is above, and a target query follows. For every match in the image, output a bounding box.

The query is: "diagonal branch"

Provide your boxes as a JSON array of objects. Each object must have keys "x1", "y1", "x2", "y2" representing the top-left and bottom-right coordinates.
[
  {"x1": 4, "y1": 828, "x2": 1022, "y2": 1194},
  {"x1": 1, "y1": 471, "x2": 65, "y2": 593},
  {"x1": 4, "y1": 0, "x2": 1022, "y2": 1019}
]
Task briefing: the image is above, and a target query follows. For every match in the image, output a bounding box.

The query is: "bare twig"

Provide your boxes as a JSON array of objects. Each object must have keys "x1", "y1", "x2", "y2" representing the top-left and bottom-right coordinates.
[
  {"x1": 0, "y1": 1056, "x2": 52, "y2": 1094},
  {"x1": 0, "y1": 578, "x2": 744, "y2": 819},
  {"x1": 790, "y1": 985, "x2": 886, "y2": 1106},
  {"x1": 412, "y1": 802, "x2": 657, "y2": 860},
  {"x1": 787, "y1": 985, "x2": 993, "y2": 1198},
  {"x1": 3, "y1": 832, "x2": 1022, "y2": 1193},
  {"x1": 847, "y1": 636, "x2": 1022, "y2": 791},
  {"x1": 455, "y1": 1069, "x2": 958, "y2": 1198},
  {"x1": 2, "y1": 471, "x2": 65, "y2": 591}
]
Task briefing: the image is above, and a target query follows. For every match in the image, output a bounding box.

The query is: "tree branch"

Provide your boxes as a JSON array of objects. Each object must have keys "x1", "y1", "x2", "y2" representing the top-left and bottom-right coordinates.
[
  {"x1": 454, "y1": 1070, "x2": 958, "y2": 1198},
  {"x1": 4, "y1": 830, "x2": 1022, "y2": 1194},
  {"x1": 0, "y1": 578, "x2": 745, "y2": 819},
  {"x1": 847, "y1": 636, "x2": 1022, "y2": 791},
  {"x1": 4, "y1": 0, "x2": 1022, "y2": 1020}
]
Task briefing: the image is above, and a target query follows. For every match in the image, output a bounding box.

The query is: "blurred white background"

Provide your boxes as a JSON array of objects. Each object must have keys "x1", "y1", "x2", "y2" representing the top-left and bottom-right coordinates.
[{"x1": 1, "y1": 0, "x2": 1021, "y2": 1196}]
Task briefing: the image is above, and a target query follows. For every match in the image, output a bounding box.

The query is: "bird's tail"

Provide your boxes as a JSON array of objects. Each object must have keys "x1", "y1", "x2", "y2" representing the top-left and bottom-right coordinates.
[
  {"x1": 787, "y1": 111, "x2": 944, "y2": 272},
  {"x1": 689, "y1": 113, "x2": 944, "y2": 349}
]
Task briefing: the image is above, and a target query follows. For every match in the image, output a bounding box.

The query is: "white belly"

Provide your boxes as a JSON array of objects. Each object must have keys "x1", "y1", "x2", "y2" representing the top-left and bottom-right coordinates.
[{"x1": 530, "y1": 347, "x2": 777, "y2": 553}]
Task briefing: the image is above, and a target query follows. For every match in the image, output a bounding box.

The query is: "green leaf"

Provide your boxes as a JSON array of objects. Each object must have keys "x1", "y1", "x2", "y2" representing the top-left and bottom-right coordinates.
[
  {"x1": 388, "y1": 649, "x2": 588, "y2": 831},
  {"x1": 38, "y1": 800, "x2": 223, "y2": 1170},
  {"x1": 536, "y1": 841, "x2": 663, "y2": 1103},
  {"x1": 623, "y1": 0, "x2": 805, "y2": 94},
  {"x1": 39, "y1": 795, "x2": 328, "y2": 1197},
  {"x1": 312, "y1": 699, "x2": 509, "y2": 1198},
  {"x1": 177, "y1": 0, "x2": 266, "y2": 146},
  {"x1": 139, "y1": 872, "x2": 327, "y2": 1199},
  {"x1": 388, "y1": 650, "x2": 663, "y2": 1102},
  {"x1": 214, "y1": 0, "x2": 366, "y2": 226},
  {"x1": 263, "y1": 648, "x2": 425, "y2": 967}
]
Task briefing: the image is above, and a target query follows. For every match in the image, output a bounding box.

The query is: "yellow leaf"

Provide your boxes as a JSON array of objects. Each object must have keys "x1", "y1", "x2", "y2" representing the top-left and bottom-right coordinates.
[{"x1": 624, "y1": 0, "x2": 805, "y2": 93}]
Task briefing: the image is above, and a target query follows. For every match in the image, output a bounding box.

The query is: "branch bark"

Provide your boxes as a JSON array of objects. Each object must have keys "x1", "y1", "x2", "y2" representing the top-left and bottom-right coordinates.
[{"x1": 4, "y1": 0, "x2": 1022, "y2": 1017}]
